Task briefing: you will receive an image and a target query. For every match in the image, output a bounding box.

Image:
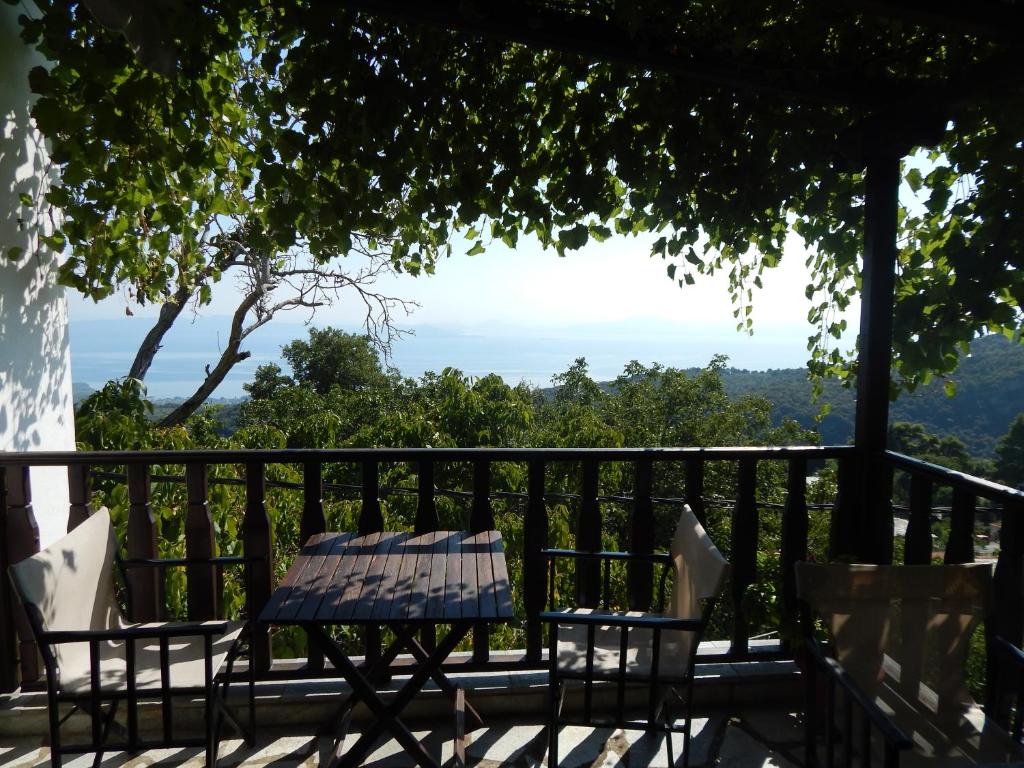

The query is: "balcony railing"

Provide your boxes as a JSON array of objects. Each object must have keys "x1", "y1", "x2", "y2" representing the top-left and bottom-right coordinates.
[{"x1": 2, "y1": 446, "x2": 1023, "y2": 697}]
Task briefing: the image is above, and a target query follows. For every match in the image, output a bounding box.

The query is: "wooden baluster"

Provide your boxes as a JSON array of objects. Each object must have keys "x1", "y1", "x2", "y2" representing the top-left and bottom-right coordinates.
[
  {"x1": 731, "y1": 458, "x2": 758, "y2": 657},
  {"x1": 471, "y1": 458, "x2": 495, "y2": 531},
  {"x1": 524, "y1": 459, "x2": 548, "y2": 663},
  {"x1": 415, "y1": 459, "x2": 438, "y2": 534},
  {"x1": 780, "y1": 457, "x2": 808, "y2": 641},
  {"x1": 358, "y1": 459, "x2": 383, "y2": 667},
  {"x1": 301, "y1": 459, "x2": 328, "y2": 670},
  {"x1": 628, "y1": 458, "x2": 654, "y2": 611},
  {"x1": 359, "y1": 459, "x2": 383, "y2": 534},
  {"x1": 2, "y1": 466, "x2": 40, "y2": 688},
  {"x1": 243, "y1": 462, "x2": 273, "y2": 672},
  {"x1": 471, "y1": 458, "x2": 494, "y2": 663},
  {"x1": 830, "y1": 453, "x2": 861, "y2": 561},
  {"x1": 905, "y1": 476, "x2": 934, "y2": 565},
  {"x1": 992, "y1": 499, "x2": 1024, "y2": 719},
  {"x1": 127, "y1": 465, "x2": 162, "y2": 622},
  {"x1": 945, "y1": 488, "x2": 976, "y2": 564},
  {"x1": 301, "y1": 459, "x2": 327, "y2": 546},
  {"x1": 576, "y1": 459, "x2": 602, "y2": 608},
  {"x1": 67, "y1": 465, "x2": 93, "y2": 531},
  {"x1": 185, "y1": 463, "x2": 218, "y2": 621},
  {"x1": 685, "y1": 457, "x2": 706, "y2": 526}
]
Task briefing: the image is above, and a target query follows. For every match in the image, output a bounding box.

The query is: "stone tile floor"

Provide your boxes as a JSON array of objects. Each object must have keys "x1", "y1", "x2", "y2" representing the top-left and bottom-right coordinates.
[{"x1": 0, "y1": 710, "x2": 804, "y2": 767}]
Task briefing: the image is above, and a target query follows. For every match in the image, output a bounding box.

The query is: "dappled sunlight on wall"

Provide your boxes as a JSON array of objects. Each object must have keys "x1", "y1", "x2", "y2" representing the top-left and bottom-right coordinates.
[{"x1": 1, "y1": 3, "x2": 74, "y2": 547}]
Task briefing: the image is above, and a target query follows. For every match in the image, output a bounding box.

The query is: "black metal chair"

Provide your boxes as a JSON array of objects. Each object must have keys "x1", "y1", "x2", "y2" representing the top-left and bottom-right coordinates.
[
  {"x1": 540, "y1": 504, "x2": 729, "y2": 768},
  {"x1": 8, "y1": 507, "x2": 256, "y2": 767},
  {"x1": 797, "y1": 561, "x2": 1024, "y2": 767}
]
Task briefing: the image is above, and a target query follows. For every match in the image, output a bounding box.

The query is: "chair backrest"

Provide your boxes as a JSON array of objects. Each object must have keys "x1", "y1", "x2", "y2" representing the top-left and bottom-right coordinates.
[
  {"x1": 668, "y1": 504, "x2": 730, "y2": 620},
  {"x1": 795, "y1": 561, "x2": 992, "y2": 717},
  {"x1": 9, "y1": 508, "x2": 125, "y2": 681},
  {"x1": 658, "y1": 504, "x2": 729, "y2": 665}
]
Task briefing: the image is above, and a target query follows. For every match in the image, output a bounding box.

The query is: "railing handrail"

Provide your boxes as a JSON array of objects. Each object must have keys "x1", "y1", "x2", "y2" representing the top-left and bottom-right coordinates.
[
  {"x1": 884, "y1": 450, "x2": 1024, "y2": 504},
  {"x1": 0, "y1": 444, "x2": 854, "y2": 466}
]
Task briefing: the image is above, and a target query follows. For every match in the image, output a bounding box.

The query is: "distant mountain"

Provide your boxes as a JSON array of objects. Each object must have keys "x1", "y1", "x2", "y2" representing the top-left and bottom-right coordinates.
[{"x1": 714, "y1": 334, "x2": 1024, "y2": 457}]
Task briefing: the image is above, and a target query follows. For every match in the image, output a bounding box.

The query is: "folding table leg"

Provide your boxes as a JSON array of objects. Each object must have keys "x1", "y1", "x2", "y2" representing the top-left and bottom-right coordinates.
[
  {"x1": 334, "y1": 623, "x2": 475, "y2": 768},
  {"x1": 306, "y1": 624, "x2": 441, "y2": 768},
  {"x1": 391, "y1": 624, "x2": 485, "y2": 730}
]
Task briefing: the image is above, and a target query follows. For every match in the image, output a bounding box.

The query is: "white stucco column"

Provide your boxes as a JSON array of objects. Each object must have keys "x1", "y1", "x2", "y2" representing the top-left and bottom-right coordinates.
[{"x1": 1, "y1": 4, "x2": 75, "y2": 547}]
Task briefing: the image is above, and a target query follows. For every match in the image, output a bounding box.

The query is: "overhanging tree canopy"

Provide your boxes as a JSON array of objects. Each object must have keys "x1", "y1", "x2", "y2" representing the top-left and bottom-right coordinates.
[{"x1": 12, "y1": 0, "x2": 1024, "y2": 395}]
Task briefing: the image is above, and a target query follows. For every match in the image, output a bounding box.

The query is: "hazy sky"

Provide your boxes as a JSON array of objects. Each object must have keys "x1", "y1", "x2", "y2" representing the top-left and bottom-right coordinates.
[{"x1": 68, "y1": 229, "x2": 859, "y2": 368}]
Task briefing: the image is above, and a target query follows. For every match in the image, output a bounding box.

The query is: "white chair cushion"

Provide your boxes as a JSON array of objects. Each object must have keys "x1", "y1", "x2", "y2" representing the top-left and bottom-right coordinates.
[
  {"x1": 554, "y1": 608, "x2": 693, "y2": 680},
  {"x1": 60, "y1": 620, "x2": 246, "y2": 693}
]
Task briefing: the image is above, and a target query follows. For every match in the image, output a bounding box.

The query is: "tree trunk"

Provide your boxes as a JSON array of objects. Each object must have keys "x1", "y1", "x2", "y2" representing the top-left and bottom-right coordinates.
[
  {"x1": 128, "y1": 285, "x2": 193, "y2": 381},
  {"x1": 158, "y1": 288, "x2": 261, "y2": 427}
]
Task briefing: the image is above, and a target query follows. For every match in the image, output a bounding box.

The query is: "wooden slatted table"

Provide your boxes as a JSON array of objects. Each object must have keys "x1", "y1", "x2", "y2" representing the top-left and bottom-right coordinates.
[{"x1": 259, "y1": 530, "x2": 514, "y2": 768}]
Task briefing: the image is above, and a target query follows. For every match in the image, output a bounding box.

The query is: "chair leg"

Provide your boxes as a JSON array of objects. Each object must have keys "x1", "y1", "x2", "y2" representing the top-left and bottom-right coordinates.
[
  {"x1": 247, "y1": 638, "x2": 256, "y2": 746},
  {"x1": 47, "y1": 690, "x2": 62, "y2": 768},
  {"x1": 548, "y1": 679, "x2": 560, "y2": 767},
  {"x1": 206, "y1": 679, "x2": 218, "y2": 768}
]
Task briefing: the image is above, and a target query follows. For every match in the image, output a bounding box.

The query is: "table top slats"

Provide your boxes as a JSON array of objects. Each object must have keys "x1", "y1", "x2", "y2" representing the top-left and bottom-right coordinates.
[
  {"x1": 475, "y1": 531, "x2": 498, "y2": 619},
  {"x1": 387, "y1": 535, "x2": 422, "y2": 620},
  {"x1": 294, "y1": 532, "x2": 360, "y2": 622},
  {"x1": 424, "y1": 532, "x2": 451, "y2": 618},
  {"x1": 461, "y1": 532, "x2": 480, "y2": 620},
  {"x1": 406, "y1": 531, "x2": 437, "y2": 620},
  {"x1": 355, "y1": 531, "x2": 404, "y2": 621},
  {"x1": 443, "y1": 531, "x2": 465, "y2": 620},
  {"x1": 280, "y1": 532, "x2": 352, "y2": 621},
  {"x1": 257, "y1": 532, "x2": 331, "y2": 621},
  {"x1": 490, "y1": 529, "x2": 515, "y2": 619},
  {"x1": 331, "y1": 532, "x2": 384, "y2": 621},
  {"x1": 261, "y1": 530, "x2": 513, "y2": 625},
  {"x1": 370, "y1": 536, "x2": 405, "y2": 622}
]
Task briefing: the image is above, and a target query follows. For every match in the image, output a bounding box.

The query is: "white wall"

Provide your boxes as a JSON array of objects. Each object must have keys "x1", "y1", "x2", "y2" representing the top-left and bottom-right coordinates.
[{"x1": 1, "y1": 3, "x2": 74, "y2": 547}]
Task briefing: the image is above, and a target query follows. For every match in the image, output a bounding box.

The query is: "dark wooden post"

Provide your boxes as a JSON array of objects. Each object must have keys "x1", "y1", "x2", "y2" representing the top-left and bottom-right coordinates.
[
  {"x1": 415, "y1": 459, "x2": 438, "y2": 533},
  {"x1": 575, "y1": 459, "x2": 602, "y2": 608},
  {"x1": 67, "y1": 465, "x2": 93, "y2": 531},
  {"x1": 300, "y1": 459, "x2": 326, "y2": 546},
  {"x1": 127, "y1": 465, "x2": 162, "y2": 621},
  {"x1": 780, "y1": 457, "x2": 808, "y2": 643},
  {"x1": 628, "y1": 458, "x2": 654, "y2": 610},
  {"x1": 904, "y1": 475, "x2": 934, "y2": 565},
  {"x1": 685, "y1": 457, "x2": 706, "y2": 525},
  {"x1": 1, "y1": 466, "x2": 40, "y2": 689},
  {"x1": 471, "y1": 458, "x2": 495, "y2": 531},
  {"x1": 945, "y1": 488, "x2": 976, "y2": 565},
  {"x1": 471, "y1": 458, "x2": 494, "y2": 663},
  {"x1": 730, "y1": 458, "x2": 758, "y2": 656},
  {"x1": 853, "y1": 147, "x2": 901, "y2": 563},
  {"x1": 243, "y1": 462, "x2": 273, "y2": 672},
  {"x1": 185, "y1": 464, "x2": 218, "y2": 621},
  {"x1": 359, "y1": 459, "x2": 384, "y2": 534},
  {"x1": 524, "y1": 459, "x2": 548, "y2": 663}
]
